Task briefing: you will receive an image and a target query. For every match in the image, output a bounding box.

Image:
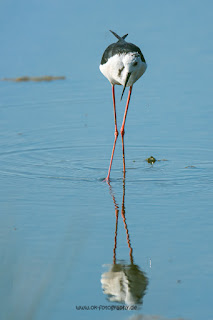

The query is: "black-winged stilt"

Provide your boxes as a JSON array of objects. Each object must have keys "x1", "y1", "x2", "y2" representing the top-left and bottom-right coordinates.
[{"x1": 100, "y1": 30, "x2": 147, "y2": 181}]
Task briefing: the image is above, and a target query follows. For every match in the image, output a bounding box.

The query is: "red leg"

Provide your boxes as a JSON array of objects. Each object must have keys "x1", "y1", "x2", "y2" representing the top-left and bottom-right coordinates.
[
  {"x1": 120, "y1": 86, "x2": 133, "y2": 175},
  {"x1": 105, "y1": 85, "x2": 118, "y2": 181}
]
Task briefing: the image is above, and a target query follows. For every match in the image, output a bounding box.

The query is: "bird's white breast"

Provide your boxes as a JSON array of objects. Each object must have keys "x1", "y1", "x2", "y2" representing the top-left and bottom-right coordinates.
[{"x1": 99, "y1": 53, "x2": 147, "y2": 87}]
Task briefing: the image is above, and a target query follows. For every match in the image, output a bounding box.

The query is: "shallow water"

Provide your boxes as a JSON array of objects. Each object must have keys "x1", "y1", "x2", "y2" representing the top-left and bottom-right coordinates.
[{"x1": 1, "y1": 1, "x2": 213, "y2": 320}]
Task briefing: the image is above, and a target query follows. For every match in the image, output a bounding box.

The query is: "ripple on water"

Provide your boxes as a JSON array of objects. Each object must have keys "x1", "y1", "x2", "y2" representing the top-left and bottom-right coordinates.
[{"x1": 0, "y1": 142, "x2": 212, "y2": 191}]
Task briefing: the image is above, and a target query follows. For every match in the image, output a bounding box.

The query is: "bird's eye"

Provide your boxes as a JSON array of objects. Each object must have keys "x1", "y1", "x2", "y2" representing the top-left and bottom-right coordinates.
[{"x1": 133, "y1": 61, "x2": 138, "y2": 66}]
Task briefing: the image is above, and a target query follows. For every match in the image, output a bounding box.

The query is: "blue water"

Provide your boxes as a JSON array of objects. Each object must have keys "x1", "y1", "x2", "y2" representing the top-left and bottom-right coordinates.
[{"x1": 1, "y1": 1, "x2": 213, "y2": 320}]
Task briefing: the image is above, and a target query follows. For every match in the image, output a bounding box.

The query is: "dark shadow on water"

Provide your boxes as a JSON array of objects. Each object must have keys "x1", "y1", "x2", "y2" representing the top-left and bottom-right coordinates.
[{"x1": 101, "y1": 175, "x2": 148, "y2": 306}]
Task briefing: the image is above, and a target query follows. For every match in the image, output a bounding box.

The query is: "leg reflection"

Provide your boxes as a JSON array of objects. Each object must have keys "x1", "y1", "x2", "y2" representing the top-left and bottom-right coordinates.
[{"x1": 101, "y1": 175, "x2": 149, "y2": 306}]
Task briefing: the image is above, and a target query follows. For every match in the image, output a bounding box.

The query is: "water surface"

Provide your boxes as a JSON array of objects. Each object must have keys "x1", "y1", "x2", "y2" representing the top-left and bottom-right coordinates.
[{"x1": 0, "y1": 1, "x2": 213, "y2": 320}]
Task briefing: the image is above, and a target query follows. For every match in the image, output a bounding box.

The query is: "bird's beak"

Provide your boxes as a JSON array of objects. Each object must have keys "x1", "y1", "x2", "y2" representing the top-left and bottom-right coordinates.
[{"x1": 120, "y1": 72, "x2": 131, "y2": 101}]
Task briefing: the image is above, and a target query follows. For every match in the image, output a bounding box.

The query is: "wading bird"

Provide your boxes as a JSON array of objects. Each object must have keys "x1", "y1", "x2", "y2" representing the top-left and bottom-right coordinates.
[{"x1": 100, "y1": 30, "x2": 147, "y2": 181}]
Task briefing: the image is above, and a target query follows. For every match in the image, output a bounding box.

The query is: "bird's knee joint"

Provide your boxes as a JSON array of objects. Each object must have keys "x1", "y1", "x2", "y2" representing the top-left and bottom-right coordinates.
[
  {"x1": 114, "y1": 130, "x2": 119, "y2": 138},
  {"x1": 120, "y1": 129, "x2": 125, "y2": 137}
]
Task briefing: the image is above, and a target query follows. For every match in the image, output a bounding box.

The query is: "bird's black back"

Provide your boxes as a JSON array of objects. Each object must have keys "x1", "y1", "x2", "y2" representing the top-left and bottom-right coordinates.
[{"x1": 101, "y1": 41, "x2": 146, "y2": 65}]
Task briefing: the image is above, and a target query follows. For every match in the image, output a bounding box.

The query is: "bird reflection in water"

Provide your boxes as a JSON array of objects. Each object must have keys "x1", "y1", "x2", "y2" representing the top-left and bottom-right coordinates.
[{"x1": 101, "y1": 177, "x2": 148, "y2": 306}]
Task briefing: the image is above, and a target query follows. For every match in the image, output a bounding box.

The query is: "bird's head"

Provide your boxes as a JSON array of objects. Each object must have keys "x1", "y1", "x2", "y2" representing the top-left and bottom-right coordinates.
[
  {"x1": 124, "y1": 53, "x2": 142, "y2": 73},
  {"x1": 120, "y1": 53, "x2": 142, "y2": 100}
]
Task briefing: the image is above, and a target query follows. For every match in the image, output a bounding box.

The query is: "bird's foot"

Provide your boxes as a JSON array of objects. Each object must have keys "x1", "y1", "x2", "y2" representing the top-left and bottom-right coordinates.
[{"x1": 103, "y1": 177, "x2": 110, "y2": 184}]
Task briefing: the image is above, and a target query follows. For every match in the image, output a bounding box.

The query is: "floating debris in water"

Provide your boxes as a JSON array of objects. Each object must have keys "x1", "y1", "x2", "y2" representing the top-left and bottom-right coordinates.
[
  {"x1": 146, "y1": 156, "x2": 157, "y2": 164},
  {"x1": 1, "y1": 75, "x2": 66, "y2": 82},
  {"x1": 146, "y1": 156, "x2": 168, "y2": 164}
]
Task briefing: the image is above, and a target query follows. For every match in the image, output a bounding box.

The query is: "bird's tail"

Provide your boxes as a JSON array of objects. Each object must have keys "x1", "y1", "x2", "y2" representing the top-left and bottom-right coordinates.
[{"x1": 110, "y1": 30, "x2": 128, "y2": 41}]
